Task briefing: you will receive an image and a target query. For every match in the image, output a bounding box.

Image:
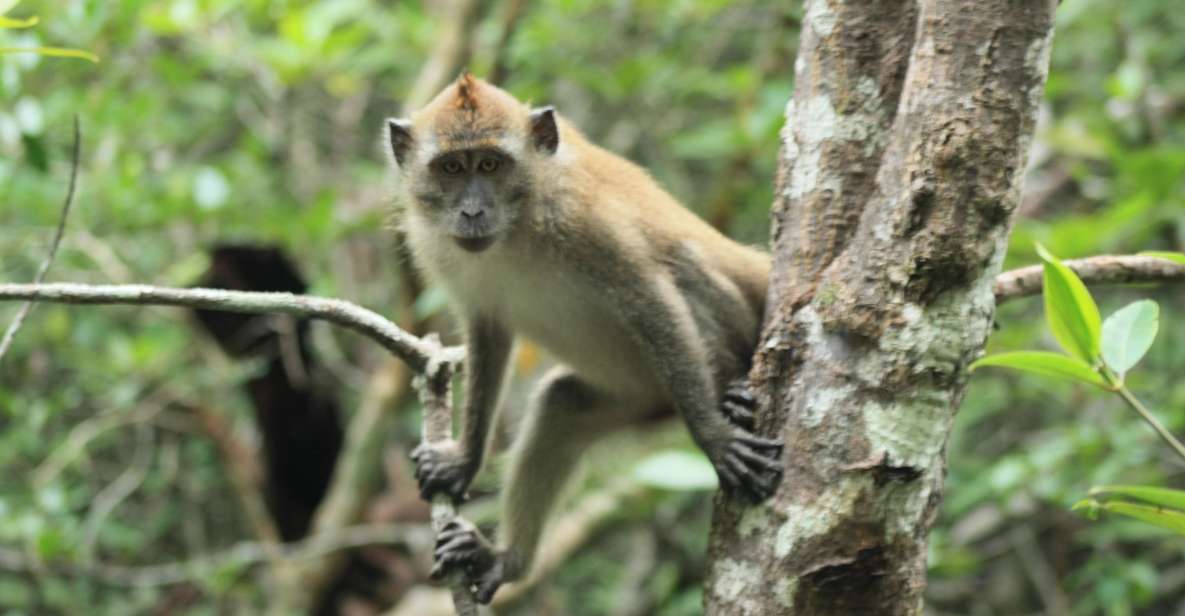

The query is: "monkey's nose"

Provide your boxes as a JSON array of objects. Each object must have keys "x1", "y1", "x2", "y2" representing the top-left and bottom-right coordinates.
[{"x1": 461, "y1": 210, "x2": 485, "y2": 220}]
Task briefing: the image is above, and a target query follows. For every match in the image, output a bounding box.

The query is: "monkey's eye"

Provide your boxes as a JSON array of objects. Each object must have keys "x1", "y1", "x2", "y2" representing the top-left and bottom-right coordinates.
[
  {"x1": 477, "y1": 158, "x2": 500, "y2": 173},
  {"x1": 442, "y1": 160, "x2": 464, "y2": 174}
]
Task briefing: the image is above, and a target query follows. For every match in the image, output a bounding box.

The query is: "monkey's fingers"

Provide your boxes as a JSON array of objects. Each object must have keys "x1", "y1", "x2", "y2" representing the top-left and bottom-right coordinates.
[
  {"x1": 721, "y1": 399, "x2": 755, "y2": 430},
  {"x1": 724, "y1": 452, "x2": 779, "y2": 500},
  {"x1": 723, "y1": 381, "x2": 756, "y2": 407},
  {"x1": 730, "y1": 443, "x2": 783, "y2": 473},
  {"x1": 413, "y1": 460, "x2": 433, "y2": 482},
  {"x1": 434, "y1": 536, "x2": 479, "y2": 563},
  {"x1": 716, "y1": 463, "x2": 742, "y2": 493},
  {"x1": 737, "y1": 433, "x2": 783, "y2": 453},
  {"x1": 435, "y1": 523, "x2": 469, "y2": 544},
  {"x1": 430, "y1": 546, "x2": 479, "y2": 580}
]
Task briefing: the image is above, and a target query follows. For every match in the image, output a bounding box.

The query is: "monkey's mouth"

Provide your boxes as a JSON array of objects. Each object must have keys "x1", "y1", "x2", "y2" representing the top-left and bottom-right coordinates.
[{"x1": 453, "y1": 235, "x2": 496, "y2": 253}]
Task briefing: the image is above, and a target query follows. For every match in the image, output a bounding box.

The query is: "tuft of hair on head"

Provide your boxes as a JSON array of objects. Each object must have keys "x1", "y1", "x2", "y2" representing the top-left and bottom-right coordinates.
[{"x1": 455, "y1": 71, "x2": 479, "y2": 112}]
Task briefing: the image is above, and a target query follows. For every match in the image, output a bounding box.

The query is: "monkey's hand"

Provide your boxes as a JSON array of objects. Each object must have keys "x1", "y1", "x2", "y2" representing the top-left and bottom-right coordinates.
[
  {"x1": 431, "y1": 517, "x2": 507, "y2": 604},
  {"x1": 411, "y1": 439, "x2": 476, "y2": 503},
  {"x1": 704, "y1": 429, "x2": 784, "y2": 502}
]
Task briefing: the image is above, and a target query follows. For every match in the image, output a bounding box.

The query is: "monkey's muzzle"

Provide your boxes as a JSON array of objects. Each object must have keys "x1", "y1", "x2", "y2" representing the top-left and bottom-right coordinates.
[{"x1": 454, "y1": 235, "x2": 496, "y2": 253}]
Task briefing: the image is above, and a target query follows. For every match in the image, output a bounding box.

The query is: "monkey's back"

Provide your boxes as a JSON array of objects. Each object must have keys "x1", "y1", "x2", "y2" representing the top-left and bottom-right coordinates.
[{"x1": 547, "y1": 132, "x2": 772, "y2": 385}]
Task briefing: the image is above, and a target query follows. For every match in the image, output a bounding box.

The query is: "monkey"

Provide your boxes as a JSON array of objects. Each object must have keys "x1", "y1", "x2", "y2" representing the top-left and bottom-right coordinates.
[{"x1": 386, "y1": 74, "x2": 782, "y2": 604}]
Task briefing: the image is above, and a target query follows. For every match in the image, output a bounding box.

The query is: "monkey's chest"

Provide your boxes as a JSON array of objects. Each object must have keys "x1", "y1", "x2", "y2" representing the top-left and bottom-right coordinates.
[{"x1": 447, "y1": 259, "x2": 655, "y2": 395}]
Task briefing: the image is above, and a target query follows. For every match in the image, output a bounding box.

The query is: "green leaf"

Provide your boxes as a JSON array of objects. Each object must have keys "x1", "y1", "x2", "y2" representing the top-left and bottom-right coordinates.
[
  {"x1": 1088, "y1": 500, "x2": 1185, "y2": 535},
  {"x1": 0, "y1": 0, "x2": 21, "y2": 17},
  {"x1": 1036, "y1": 244, "x2": 1102, "y2": 363},
  {"x1": 0, "y1": 14, "x2": 36, "y2": 28},
  {"x1": 633, "y1": 450, "x2": 718, "y2": 491},
  {"x1": 1071, "y1": 499, "x2": 1101, "y2": 520},
  {"x1": 1101, "y1": 300, "x2": 1159, "y2": 377},
  {"x1": 1141, "y1": 251, "x2": 1185, "y2": 265},
  {"x1": 969, "y1": 351, "x2": 1108, "y2": 388},
  {"x1": 0, "y1": 47, "x2": 100, "y2": 63},
  {"x1": 1090, "y1": 485, "x2": 1185, "y2": 510}
]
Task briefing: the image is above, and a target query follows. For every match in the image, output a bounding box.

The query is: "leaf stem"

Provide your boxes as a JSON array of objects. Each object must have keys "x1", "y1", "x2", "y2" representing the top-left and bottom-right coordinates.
[{"x1": 1114, "y1": 384, "x2": 1185, "y2": 463}]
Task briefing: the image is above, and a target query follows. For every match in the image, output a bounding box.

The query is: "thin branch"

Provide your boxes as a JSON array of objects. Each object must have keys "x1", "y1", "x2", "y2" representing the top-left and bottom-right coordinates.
[
  {"x1": 0, "y1": 115, "x2": 81, "y2": 362},
  {"x1": 994, "y1": 255, "x2": 1185, "y2": 305},
  {"x1": 0, "y1": 523, "x2": 431, "y2": 588},
  {"x1": 1114, "y1": 383, "x2": 1185, "y2": 463},
  {"x1": 0, "y1": 282, "x2": 462, "y2": 373},
  {"x1": 416, "y1": 334, "x2": 480, "y2": 616}
]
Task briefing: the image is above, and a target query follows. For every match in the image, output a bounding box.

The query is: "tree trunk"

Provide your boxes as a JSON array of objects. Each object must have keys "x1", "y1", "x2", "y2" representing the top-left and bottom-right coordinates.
[{"x1": 705, "y1": 1, "x2": 1057, "y2": 614}]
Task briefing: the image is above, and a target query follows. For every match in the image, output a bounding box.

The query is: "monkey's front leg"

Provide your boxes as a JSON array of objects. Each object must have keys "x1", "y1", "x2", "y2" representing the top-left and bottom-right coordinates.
[
  {"x1": 620, "y1": 287, "x2": 784, "y2": 501},
  {"x1": 412, "y1": 315, "x2": 513, "y2": 503}
]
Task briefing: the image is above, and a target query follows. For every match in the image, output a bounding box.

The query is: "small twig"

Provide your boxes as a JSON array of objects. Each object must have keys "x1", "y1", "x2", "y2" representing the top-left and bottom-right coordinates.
[
  {"x1": 0, "y1": 283, "x2": 458, "y2": 373},
  {"x1": 0, "y1": 115, "x2": 81, "y2": 362},
  {"x1": 994, "y1": 254, "x2": 1185, "y2": 305},
  {"x1": 1115, "y1": 384, "x2": 1185, "y2": 464},
  {"x1": 0, "y1": 523, "x2": 431, "y2": 588}
]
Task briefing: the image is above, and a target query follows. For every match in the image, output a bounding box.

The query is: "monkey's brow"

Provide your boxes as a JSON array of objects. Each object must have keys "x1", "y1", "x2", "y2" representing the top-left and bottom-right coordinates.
[{"x1": 431, "y1": 146, "x2": 512, "y2": 163}]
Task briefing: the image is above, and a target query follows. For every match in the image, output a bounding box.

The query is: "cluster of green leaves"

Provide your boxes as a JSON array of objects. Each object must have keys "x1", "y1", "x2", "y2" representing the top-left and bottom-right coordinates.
[
  {"x1": 973, "y1": 247, "x2": 1185, "y2": 536},
  {"x1": 972, "y1": 246, "x2": 1166, "y2": 389}
]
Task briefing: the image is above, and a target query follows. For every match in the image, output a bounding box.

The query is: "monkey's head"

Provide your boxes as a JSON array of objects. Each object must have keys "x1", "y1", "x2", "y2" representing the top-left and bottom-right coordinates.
[{"x1": 387, "y1": 74, "x2": 559, "y2": 254}]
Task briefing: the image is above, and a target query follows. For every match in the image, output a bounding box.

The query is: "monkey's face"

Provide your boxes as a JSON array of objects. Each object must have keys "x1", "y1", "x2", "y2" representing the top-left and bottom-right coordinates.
[
  {"x1": 407, "y1": 147, "x2": 527, "y2": 253},
  {"x1": 386, "y1": 76, "x2": 559, "y2": 254}
]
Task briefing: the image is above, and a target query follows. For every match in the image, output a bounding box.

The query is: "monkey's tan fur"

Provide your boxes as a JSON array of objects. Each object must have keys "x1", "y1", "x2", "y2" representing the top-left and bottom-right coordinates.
[{"x1": 391, "y1": 75, "x2": 779, "y2": 604}]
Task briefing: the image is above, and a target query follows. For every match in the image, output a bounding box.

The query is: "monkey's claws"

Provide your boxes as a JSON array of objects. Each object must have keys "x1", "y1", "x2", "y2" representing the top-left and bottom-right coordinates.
[
  {"x1": 720, "y1": 379, "x2": 757, "y2": 431},
  {"x1": 711, "y1": 431, "x2": 783, "y2": 502},
  {"x1": 411, "y1": 440, "x2": 475, "y2": 503},
  {"x1": 431, "y1": 517, "x2": 506, "y2": 604}
]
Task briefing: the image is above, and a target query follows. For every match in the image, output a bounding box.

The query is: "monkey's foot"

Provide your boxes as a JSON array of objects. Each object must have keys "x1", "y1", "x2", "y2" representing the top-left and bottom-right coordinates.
[
  {"x1": 411, "y1": 439, "x2": 475, "y2": 503},
  {"x1": 431, "y1": 517, "x2": 506, "y2": 604},
  {"x1": 720, "y1": 379, "x2": 757, "y2": 430},
  {"x1": 712, "y1": 431, "x2": 784, "y2": 502}
]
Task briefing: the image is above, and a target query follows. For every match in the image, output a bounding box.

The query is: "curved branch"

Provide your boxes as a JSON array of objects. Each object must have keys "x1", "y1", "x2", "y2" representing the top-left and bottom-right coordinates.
[
  {"x1": 0, "y1": 282, "x2": 461, "y2": 372},
  {"x1": 994, "y1": 255, "x2": 1185, "y2": 305}
]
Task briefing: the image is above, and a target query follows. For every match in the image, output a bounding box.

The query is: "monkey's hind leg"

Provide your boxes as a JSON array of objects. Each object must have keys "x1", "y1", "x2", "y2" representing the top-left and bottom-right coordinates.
[{"x1": 431, "y1": 366, "x2": 632, "y2": 604}]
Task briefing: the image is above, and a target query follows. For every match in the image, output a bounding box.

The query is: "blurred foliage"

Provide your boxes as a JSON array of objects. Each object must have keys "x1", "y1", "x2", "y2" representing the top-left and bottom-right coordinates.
[
  {"x1": 0, "y1": 0, "x2": 1183, "y2": 614},
  {"x1": 0, "y1": 0, "x2": 99, "y2": 62}
]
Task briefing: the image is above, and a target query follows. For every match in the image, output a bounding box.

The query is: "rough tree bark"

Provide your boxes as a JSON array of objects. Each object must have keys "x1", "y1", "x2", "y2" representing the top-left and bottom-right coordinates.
[{"x1": 706, "y1": 1, "x2": 1058, "y2": 614}]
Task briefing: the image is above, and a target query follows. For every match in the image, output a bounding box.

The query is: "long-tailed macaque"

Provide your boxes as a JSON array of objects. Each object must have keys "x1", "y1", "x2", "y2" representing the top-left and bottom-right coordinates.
[{"x1": 387, "y1": 74, "x2": 781, "y2": 603}]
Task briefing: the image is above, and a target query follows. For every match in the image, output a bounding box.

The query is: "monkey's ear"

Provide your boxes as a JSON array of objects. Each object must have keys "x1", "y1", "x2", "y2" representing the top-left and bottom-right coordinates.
[
  {"x1": 528, "y1": 107, "x2": 558, "y2": 155},
  {"x1": 387, "y1": 118, "x2": 414, "y2": 166}
]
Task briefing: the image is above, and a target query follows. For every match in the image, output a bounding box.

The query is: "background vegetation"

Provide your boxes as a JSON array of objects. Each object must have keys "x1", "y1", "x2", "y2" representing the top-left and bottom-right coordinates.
[{"x1": 1, "y1": 0, "x2": 1182, "y2": 614}]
